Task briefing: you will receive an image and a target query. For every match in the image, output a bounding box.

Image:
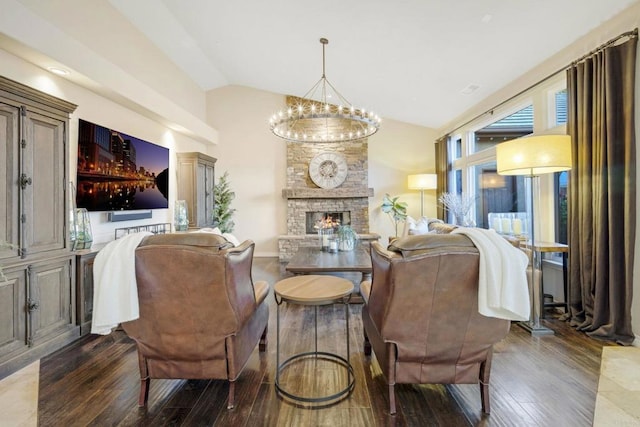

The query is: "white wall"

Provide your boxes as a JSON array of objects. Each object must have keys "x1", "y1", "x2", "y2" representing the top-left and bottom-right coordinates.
[
  {"x1": 206, "y1": 85, "x2": 439, "y2": 255},
  {"x1": 368, "y1": 116, "x2": 440, "y2": 243},
  {"x1": 205, "y1": 86, "x2": 287, "y2": 256},
  {"x1": 0, "y1": 48, "x2": 211, "y2": 245}
]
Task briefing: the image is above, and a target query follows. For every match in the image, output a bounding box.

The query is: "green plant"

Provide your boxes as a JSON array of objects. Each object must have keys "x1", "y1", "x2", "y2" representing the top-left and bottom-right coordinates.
[
  {"x1": 213, "y1": 171, "x2": 236, "y2": 233},
  {"x1": 381, "y1": 193, "x2": 408, "y2": 237}
]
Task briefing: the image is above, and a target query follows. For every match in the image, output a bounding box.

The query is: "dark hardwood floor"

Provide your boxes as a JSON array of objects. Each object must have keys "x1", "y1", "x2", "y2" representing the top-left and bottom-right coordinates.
[{"x1": 38, "y1": 257, "x2": 613, "y2": 426}]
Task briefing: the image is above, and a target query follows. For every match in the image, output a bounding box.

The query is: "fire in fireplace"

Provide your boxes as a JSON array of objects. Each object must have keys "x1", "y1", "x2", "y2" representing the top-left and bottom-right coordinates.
[{"x1": 305, "y1": 211, "x2": 351, "y2": 234}]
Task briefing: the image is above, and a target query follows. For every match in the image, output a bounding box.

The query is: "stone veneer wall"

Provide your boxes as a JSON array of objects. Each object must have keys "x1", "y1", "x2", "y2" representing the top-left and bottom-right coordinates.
[{"x1": 278, "y1": 119, "x2": 378, "y2": 260}]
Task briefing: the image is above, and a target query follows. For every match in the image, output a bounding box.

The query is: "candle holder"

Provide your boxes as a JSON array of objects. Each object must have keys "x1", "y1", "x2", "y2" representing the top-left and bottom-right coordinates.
[
  {"x1": 318, "y1": 228, "x2": 334, "y2": 252},
  {"x1": 328, "y1": 236, "x2": 338, "y2": 253}
]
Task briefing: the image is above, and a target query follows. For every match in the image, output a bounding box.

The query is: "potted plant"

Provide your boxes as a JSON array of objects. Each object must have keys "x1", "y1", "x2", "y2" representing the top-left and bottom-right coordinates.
[
  {"x1": 213, "y1": 171, "x2": 236, "y2": 233},
  {"x1": 381, "y1": 193, "x2": 408, "y2": 239},
  {"x1": 336, "y1": 225, "x2": 358, "y2": 251}
]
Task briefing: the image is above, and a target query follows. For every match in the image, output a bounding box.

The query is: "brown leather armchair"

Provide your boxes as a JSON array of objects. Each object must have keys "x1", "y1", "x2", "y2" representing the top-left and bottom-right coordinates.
[
  {"x1": 121, "y1": 233, "x2": 269, "y2": 410},
  {"x1": 361, "y1": 234, "x2": 511, "y2": 415}
]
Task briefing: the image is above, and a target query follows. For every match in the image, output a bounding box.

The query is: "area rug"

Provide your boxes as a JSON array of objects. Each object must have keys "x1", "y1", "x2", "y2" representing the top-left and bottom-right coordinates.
[
  {"x1": 593, "y1": 346, "x2": 640, "y2": 426},
  {"x1": 0, "y1": 360, "x2": 39, "y2": 426}
]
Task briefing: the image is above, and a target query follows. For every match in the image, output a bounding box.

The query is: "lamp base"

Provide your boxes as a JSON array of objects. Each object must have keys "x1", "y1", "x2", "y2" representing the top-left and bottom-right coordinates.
[{"x1": 517, "y1": 321, "x2": 555, "y2": 336}]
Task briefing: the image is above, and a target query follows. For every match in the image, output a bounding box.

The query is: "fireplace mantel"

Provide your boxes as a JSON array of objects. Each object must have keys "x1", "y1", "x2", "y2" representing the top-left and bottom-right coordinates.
[{"x1": 282, "y1": 188, "x2": 374, "y2": 199}]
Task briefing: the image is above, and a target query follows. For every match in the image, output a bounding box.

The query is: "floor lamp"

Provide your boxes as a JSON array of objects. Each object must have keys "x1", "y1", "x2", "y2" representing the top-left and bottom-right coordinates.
[
  {"x1": 407, "y1": 174, "x2": 437, "y2": 217},
  {"x1": 496, "y1": 135, "x2": 571, "y2": 336}
]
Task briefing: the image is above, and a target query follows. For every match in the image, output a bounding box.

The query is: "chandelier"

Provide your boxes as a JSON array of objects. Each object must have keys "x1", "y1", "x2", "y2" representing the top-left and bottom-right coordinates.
[{"x1": 269, "y1": 38, "x2": 381, "y2": 143}]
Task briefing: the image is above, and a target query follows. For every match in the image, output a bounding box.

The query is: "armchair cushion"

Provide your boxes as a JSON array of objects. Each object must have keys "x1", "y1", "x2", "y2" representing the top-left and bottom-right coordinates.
[{"x1": 388, "y1": 233, "x2": 476, "y2": 257}]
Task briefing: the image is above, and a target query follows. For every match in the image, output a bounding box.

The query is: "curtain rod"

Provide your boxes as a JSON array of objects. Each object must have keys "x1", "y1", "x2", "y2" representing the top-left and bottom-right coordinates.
[{"x1": 440, "y1": 28, "x2": 638, "y2": 139}]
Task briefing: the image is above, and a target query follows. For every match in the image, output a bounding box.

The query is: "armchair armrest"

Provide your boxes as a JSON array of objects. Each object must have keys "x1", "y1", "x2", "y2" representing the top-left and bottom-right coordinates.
[
  {"x1": 360, "y1": 280, "x2": 372, "y2": 305},
  {"x1": 254, "y1": 280, "x2": 269, "y2": 306},
  {"x1": 225, "y1": 240, "x2": 253, "y2": 255}
]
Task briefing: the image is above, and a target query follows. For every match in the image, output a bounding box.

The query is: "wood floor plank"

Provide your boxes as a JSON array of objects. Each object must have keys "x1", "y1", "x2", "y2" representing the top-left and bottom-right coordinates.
[{"x1": 36, "y1": 257, "x2": 614, "y2": 426}]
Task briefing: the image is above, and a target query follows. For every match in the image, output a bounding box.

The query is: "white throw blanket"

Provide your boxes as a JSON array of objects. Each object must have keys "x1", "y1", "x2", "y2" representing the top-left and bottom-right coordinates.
[
  {"x1": 91, "y1": 232, "x2": 152, "y2": 335},
  {"x1": 451, "y1": 227, "x2": 530, "y2": 321}
]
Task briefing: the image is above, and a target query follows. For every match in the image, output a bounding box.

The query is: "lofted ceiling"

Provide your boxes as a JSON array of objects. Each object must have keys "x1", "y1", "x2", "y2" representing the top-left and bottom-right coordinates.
[{"x1": 2, "y1": 0, "x2": 639, "y2": 133}]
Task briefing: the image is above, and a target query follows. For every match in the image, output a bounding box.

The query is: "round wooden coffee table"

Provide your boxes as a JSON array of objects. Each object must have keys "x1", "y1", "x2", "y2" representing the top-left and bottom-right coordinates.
[{"x1": 274, "y1": 275, "x2": 355, "y2": 404}]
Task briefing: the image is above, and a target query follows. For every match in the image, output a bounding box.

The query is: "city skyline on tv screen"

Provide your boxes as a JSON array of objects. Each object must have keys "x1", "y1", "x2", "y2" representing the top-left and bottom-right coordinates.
[{"x1": 76, "y1": 119, "x2": 169, "y2": 211}]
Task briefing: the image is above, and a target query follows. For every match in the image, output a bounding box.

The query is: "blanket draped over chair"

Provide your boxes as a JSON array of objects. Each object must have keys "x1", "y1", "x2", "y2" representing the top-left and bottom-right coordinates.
[
  {"x1": 452, "y1": 227, "x2": 530, "y2": 321},
  {"x1": 91, "y1": 232, "x2": 152, "y2": 335}
]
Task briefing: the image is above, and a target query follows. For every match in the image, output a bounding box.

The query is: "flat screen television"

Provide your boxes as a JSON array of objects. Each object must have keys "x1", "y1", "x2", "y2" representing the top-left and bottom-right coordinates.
[{"x1": 76, "y1": 119, "x2": 169, "y2": 211}]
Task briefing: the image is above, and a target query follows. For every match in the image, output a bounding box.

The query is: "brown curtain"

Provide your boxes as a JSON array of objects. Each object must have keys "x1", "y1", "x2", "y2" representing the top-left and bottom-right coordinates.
[
  {"x1": 566, "y1": 32, "x2": 637, "y2": 345},
  {"x1": 435, "y1": 136, "x2": 449, "y2": 220}
]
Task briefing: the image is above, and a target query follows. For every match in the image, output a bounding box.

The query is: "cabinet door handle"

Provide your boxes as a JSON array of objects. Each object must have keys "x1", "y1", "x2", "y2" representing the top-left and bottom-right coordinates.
[
  {"x1": 20, "y1": 174, "x2": 32, "y2": 189},
  {"x1": 27, "y1": 299, "x2": 39, "y2": 312}
]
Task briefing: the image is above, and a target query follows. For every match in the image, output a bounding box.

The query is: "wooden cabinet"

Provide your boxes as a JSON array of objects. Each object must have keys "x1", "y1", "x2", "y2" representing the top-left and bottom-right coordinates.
[
  {"x1": 75, "y1": 249, "x2": 99, "y2": 336},
  {"x1": 0, "y1": 267, "x2": 27, "y2": 363},
  {"x1": 0, "y1": 76, "x2": 78, "y2": 379},
  {"x1": 176, "y1": 152, "x2": 217, "y2": 228}
]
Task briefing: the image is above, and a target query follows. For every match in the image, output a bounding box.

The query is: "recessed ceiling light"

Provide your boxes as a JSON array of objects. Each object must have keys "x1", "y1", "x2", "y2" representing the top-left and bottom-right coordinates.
[
  {"x1": 47, "y1": 67, "x2": 69, "y2": 76},
  {"x1": 461, "y1": 84, "x2": 480, "y2": 95}
]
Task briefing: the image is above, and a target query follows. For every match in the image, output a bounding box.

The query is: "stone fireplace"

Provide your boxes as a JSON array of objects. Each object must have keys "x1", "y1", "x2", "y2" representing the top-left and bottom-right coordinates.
[{"x1": 278, "y1": 138, "x2": 379, "y2": 261}]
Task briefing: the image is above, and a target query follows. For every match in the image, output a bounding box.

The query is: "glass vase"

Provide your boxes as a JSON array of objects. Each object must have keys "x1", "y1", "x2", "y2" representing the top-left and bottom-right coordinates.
[
  {"x1": 174, "y1": 200, "x2": 189, "y2": 231},
  {"x1": 74, "y1": 208, "x2": 93, "y2": 250},
  {"x1": 69, "y1": 181, "x2": 79, "y2": 250}
]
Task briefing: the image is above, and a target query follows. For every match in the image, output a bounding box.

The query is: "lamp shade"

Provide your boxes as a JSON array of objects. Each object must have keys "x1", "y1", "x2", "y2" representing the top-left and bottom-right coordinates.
[
  {"x1": 496, "y1": 135, "x2": 572, "y2": 176},
  {"x1": 408, "y1": 174, "x2": 437, "y2": 190}
]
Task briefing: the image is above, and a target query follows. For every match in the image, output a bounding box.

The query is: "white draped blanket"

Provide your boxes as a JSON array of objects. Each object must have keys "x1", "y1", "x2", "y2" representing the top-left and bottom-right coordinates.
[
  {"x1": 452, "y1": 227, "x2": 530, "y2": 321},
  {"x1": 91, "y1": 232, "x2": 152, "y2": 335}
]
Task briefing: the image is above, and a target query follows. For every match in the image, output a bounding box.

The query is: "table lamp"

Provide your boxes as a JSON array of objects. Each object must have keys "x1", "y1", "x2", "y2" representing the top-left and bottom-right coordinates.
[
  {"x1": 407, "y1": 174, "x2": 437, "y2": 217},
  {"x1": 497, "y1": 134, "x2": 571, "y2": 336}
]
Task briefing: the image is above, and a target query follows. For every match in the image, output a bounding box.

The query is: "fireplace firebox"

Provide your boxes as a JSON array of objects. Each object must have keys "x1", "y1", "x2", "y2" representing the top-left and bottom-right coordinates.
[{"x1": 305, "y1": 211, "x2": 351, "y2": 234}]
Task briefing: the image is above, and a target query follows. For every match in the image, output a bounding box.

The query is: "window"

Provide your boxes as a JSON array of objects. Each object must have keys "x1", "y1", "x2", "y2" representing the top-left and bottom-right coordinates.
[
  {"x1": 444, "y1": 73, "x2": 567, "y2": 241},
  {"x1": 472, "y1": 105, "x2": 533, "y2": 154},
  {"x1": 464, "y1": 104, "x2": 533, "y2": 228},
  {"x1": 453, "y1": 136, "x2": 463, "y2": 160},
  {"x1": 472, "y1": 161, "x2": 526, "y2": 228},
  {"x1": 553, "y1": 89, "x2": 567, "y2": 126},
  {"x1": 555, "y1": 171, "x2": 569, "y2": 244}
]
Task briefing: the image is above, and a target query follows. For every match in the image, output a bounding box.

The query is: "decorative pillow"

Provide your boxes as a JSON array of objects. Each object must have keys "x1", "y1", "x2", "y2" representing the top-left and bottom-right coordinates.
[
  {"x1": 429, "y1": 222, "x2": 458, "y2": 234},
  {"x1": 222, "y1": 233, "x2": 240, "y2": 247},
  {"x1": 194, "y1": 227, "x2": 240, "y2": 247},
  {"x1": 403, "y1": 216, "x2": 444, "y2": 236}
]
